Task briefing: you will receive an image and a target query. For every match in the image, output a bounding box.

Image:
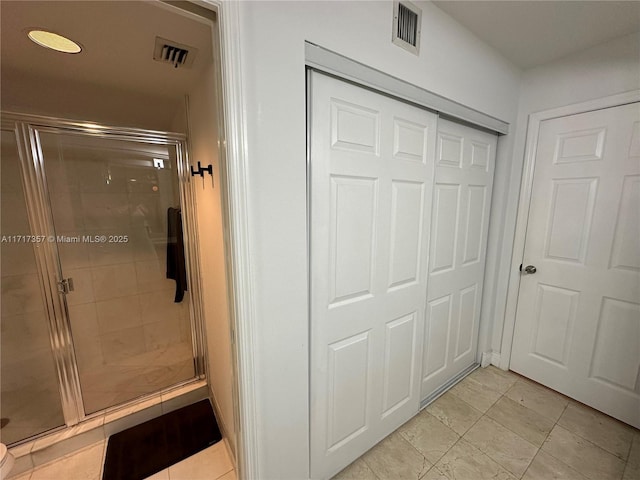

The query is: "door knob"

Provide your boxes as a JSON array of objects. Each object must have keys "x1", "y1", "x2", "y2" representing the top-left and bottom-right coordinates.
[{"x1": 523, "y1": 265, "x2": 537, "y2": 274}]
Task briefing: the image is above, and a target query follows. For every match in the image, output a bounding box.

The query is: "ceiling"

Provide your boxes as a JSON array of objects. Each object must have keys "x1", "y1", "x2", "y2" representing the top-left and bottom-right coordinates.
[
  {"x1": 0, "y1": 1, "x2": 213, "y2": 100},
  {"x1": 2, "y1": 1, "x2": 637, "y2": 96},
  {"x1": 432, "y1": 1, "x2": 640, "y2": 69}
]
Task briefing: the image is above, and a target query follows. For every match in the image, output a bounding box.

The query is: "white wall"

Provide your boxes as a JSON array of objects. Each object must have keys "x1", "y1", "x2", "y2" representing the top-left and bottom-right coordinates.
[
  {"x1": 177, "y1": 63, "x2": 237, "y2": 454},
  {"x1": 234, "y1": 2, "x2": 521, "y2": 478},
  {"x1": 489, "y1": 31, "x2": 640, "y2": 362},
  {"x1": 0, "y1": 70, "x2": 180, "y2": 131}
]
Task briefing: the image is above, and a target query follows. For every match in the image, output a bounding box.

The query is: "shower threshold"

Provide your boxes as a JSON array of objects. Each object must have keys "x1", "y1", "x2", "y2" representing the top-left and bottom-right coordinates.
[{"x1": 6, "y1": 379, "x2": 208, "y2": 477}]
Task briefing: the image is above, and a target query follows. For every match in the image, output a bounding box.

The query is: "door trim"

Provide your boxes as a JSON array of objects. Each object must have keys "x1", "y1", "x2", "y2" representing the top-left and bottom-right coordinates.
[
  {"x1": 305, "y1": 42, "x2": 509, "y2": 135},
  {"x1": 201, "y1": 1, "x2": 260, "y2": 478},
  {"x1": 499, "y1": 89, "x2": 640, "y2": 371}
]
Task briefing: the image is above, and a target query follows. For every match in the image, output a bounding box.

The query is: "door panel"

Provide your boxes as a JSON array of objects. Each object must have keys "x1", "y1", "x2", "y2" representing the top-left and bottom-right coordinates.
[
  {"x1": 610, "y1": 175, "x2": 640, "y2": 271},
  {"x1": 327, "y1": 332, "x2": 370, "y2": 450},
  {"x1": 421, "y1": 119, "x2": 497, "y2": 400},
  {"x1": 310, "y1": 72, "x2": 436, "y2": 479},
  {"x1": 511, "y1": 102, "x2": 640, "y2": 428},
  {"x1": 0, "y1": 129, "x2": 66, "y2": 445},
  {"x1": 423, "y1": 295, "x2": 452, "y2": 378},
  {"x1": 455, "y1": 283, "x2": 478, "y2": 360},
  {"x1": 388, "y1": 181, "x2": 424, "y2": 288},
  {"x1": 381, "y1": 312, "x2": 417, "y2": 416},
  {"x1": 430, "y1": 184, "x2": 460, "y2": 273},
  {"x1": 329, "y1": 175, "x2": 377, "y2": 305},
  {"x1": 36, "y1": 131, "x2": 196, "y2": 415},
  {"x1": 463, "y1": 186, "x2": 487, "y2": 265}
]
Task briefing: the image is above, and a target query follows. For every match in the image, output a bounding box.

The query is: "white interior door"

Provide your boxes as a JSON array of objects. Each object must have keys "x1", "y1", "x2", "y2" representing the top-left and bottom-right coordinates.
[
  {"x1": 309, "y1": 72, "x2": 436, "y2": 479},
  {"x1": 511, "y1": 102, "x2": 640, "y2": 428},
  {"x1": 421, "y1": 119, "x2": 497, "y2": 400}
]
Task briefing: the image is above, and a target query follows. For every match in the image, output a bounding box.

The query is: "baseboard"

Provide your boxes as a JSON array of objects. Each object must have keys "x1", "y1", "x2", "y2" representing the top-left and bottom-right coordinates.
[
  {"x1": 481, "y1": 351, "x2": 504, "y2": 369},
  {"x1": 480, "y1": 351, "x2": 492, "y2": 367},
  {"x1": 208, "y1": 386, "x2": 236, "y2": 468},
  {"x1": 222, "y1": 438, "x2": 235, "y2": 471},
  {"x1": 491, "y1": 352, "x2": 502, "y2": 368}
]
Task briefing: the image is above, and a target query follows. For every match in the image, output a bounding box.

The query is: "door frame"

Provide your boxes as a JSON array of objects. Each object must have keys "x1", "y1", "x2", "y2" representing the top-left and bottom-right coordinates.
[
  {"x1": 210, "y1": 13, "x2": 514, "y2": 475},
  {"x1": 2, "y1": 111, "x2": 205, "y2": 426},
  {"x1": 305, "y1": 48, "x2": 508, "y2": 478},
  {"x1": 197, "y1": 1, "x2": 259, "y2": 479},
  {"x1": 499, "y1": 89, "x2": 640, "y2": 371}
]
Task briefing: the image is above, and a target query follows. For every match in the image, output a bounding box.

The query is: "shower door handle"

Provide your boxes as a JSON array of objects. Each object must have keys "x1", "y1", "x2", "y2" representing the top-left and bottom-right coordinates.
[{"x1": 57, "y1": 277, "x2": 74, "y2": 294}]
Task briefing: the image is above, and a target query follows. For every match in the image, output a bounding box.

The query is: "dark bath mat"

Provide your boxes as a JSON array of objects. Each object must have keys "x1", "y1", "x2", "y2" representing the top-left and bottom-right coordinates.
[{"x1": 102, "y1": 399, "x2": 221, "y2": 480}]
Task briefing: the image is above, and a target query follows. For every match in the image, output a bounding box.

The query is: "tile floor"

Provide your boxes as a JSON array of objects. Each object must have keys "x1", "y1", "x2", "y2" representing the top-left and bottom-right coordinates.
[
  {"x1": 9, "y1": 438, "x2": 235, "y2": 480},
  {"x1": 7, "y1": 366, "x2": 639, "y2": 480},
  {"x1": 333, "y1": 366, "x2": 640, "y2": 480}
]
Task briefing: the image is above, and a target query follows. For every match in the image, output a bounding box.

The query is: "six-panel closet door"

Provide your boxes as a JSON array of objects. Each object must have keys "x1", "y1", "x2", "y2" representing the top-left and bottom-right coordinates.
[
  {"x1": 309, "y1": 72, "x2": 437, "y2": 479},
  {"x1": 308, "y1": 71, "x2": 499, "y2": 479},
  {"x1": 510, "y1": 102, "x2": 640, "y2": 428},
  {"x1": 421, "y1": 119, "x2": 497, "y2": 400}
]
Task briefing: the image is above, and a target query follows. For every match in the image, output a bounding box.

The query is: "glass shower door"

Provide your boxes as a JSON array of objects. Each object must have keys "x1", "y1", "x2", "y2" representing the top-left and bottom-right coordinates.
[
  {"x1": 0, "y1": 129, "x2": 65, "y2": 444},
  {"x1": 37, "y1": 130, "x2": 196, "y2": 415}
]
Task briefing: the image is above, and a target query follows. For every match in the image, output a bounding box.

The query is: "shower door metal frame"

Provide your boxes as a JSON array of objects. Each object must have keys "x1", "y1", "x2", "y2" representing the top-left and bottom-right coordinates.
[{"x1": 1, "y1": 111, "x2": 207, "y2": 432}]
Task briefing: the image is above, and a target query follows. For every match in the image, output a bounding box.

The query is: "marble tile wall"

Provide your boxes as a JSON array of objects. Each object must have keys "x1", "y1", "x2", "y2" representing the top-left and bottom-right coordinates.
[
  {"x1": 43, "y1": 151, "x2": 194, "y2": 414},
  {"x1": 1, "y1": 138, "x2": 195, "y2": 443},
  {"x1": 1, "y1": 138, "x2": 66, "y2": 445}
]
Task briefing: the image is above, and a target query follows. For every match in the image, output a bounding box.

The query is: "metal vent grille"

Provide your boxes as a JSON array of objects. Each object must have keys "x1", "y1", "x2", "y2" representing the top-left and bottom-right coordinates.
[
  {"x1": 392, "y1": 1, "x2": 421, "y2": 55},
  {"x1": 153, "y1": 37, "x2": 198, "y2": 68}
]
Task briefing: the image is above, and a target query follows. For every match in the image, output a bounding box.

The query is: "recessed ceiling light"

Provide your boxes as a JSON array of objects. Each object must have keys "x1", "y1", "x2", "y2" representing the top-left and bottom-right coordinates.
[{"x1": 27, "y1": 29, "x2": 82, "y2": 54}]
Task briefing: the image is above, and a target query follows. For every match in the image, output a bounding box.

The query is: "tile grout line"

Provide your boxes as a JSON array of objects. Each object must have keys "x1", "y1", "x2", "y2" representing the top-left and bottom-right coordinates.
[
  {"x1": 461, "y1": 387, "x2": 524, "y2": 479},
  {"x1": 424, "y1": 369, "x2": 564, "y2": 478},
  {"x1": 342, "y1": 368, "x2": 637, "y2": 480},
  {"x1": 519, "y1": 448, "x2": 543, "y2": 480},
  {"x1": 530, "y1": 400, "x2": 629, "y2": 480},
  {"x1": 422, "y1": 435, "x2": 465, "y2": 479},
  {"x1": 28, "y1": 438, "x2": 106, "y2": 476},
  {"x1": 517, "y1": 393, "x2": 568, "y2": 480},
  {"x1": 425, "y1": 385, "x2": 520, "y2": 479},
  {"x1": 443, "y1": 374, "x2": 635, "y2": 480},
  {"x1": 397, "y1": 429, "x2": 432, "y2": 472},
  {"x1": 556, "y1": 403, "x2": 636, "y2": 463},
  {"x1": 465, "y1": 379, "x2": 552, "y2": 446},
  {"x1": 448, "y1": 375, "x2": 544, "y2": 479},
  {"x1": 540, "y1": 401, "x2": 631, "y2": 473},
  {"x1": 212, "y1": 465, "x2": 234, "y2": 480},
  {"x1": 359, "y1": 447, "x2": 386, "y2": 480},
  {"x1": 99, "y1": 437, "x2": 107, "y2": 480},
  {"x1": 422, "y1": 371, "x2": 509, "y2": 463}
]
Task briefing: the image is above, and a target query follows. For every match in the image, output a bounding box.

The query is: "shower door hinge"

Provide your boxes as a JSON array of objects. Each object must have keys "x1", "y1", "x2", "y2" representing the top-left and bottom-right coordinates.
[{"x1": 57, "y1": 277, "x2": 74, "y2": 295}]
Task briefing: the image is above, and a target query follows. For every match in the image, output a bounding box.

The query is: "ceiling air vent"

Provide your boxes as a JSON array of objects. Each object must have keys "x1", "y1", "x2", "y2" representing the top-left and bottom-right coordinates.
[
  {"x1": 153, "y1": 37, "x2": 198, "y2": 68},
  {"x1": 392, "y1": 1, "x2": 421, "y2": 55}
]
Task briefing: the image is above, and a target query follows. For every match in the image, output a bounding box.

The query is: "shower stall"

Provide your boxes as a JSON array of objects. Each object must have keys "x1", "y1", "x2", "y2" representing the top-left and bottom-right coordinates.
[{"x1": 0, "y1": 113, "x2": 206, "y2": 446}]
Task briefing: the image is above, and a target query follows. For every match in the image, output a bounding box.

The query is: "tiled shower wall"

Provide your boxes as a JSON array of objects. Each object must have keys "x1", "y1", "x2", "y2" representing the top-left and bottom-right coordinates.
[
  {"x1": 1, "y1": 133, "x2": 65, "y2": 444},
  {"x1": 1, "y1": 134, "x2": 194, "y2": 444},
  {"x1": 43, "y1": 143, "x2": 194, "y2": 413}
]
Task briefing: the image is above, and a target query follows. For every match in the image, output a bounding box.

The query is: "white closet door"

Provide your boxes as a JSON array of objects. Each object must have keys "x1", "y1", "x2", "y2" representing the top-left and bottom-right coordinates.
[
  {"x1": 421, "y1": 119, "x2": 497, "y2": 401},
  {"x1": 511, "y1": 102, "x2": 640, "y2": 428},
  {"x1": 309, "y1": 72, "x2": 437, "y2": 479}
]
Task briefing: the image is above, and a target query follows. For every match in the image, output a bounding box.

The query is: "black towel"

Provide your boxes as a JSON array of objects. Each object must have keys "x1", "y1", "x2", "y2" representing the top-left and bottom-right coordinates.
[{"x1": 166, "y1": 207, "x2": 187, "y2": 302}]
